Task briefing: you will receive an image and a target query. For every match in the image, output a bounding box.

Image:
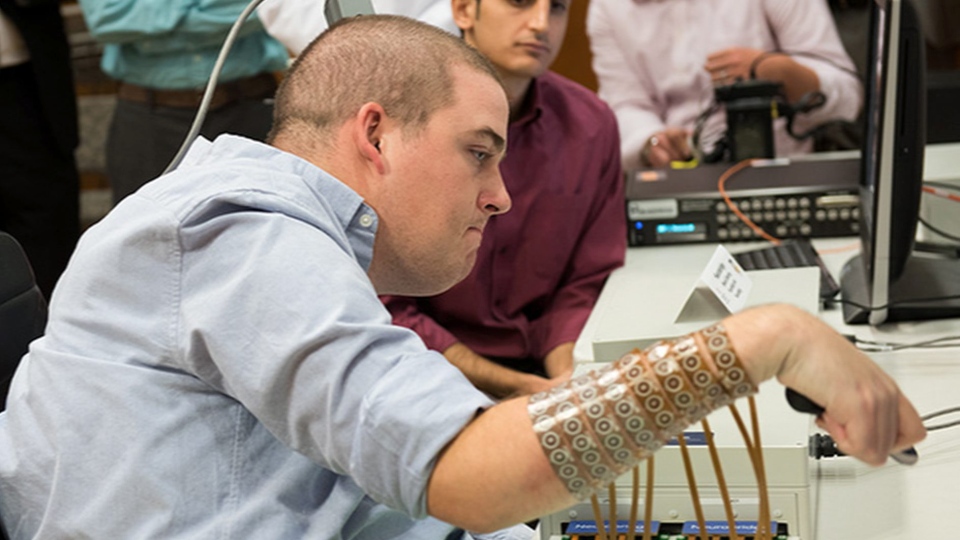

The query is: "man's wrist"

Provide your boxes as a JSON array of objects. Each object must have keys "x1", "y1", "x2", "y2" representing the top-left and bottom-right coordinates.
[
  {"x1": 722, "y1": 304, "x2": 805, "y2": 386},
  {"x1": 749, "y1": 51, "x2": 787, "y2": 80}
]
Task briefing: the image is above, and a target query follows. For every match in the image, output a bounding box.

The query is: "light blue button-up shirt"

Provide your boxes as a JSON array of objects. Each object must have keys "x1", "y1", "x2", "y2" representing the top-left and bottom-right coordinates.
[{"x1": 0, "y1": 135, "x2": 498, "y2": 538}]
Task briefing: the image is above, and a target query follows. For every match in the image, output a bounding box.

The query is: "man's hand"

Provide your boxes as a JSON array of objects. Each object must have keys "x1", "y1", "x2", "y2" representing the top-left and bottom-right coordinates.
[
  {"x1": 724, "y1": 304, "x2": 926, "y2": 466},
  {"x1": 704, "y1": 47, "x2": 765, "y2": 85},
  {"x1": 443, "y1": 343, "x2": 557, "y2": 399},
  {"x1": 705, "y1": 46, "x2": 820, "y2": 102},
  {"x1": 640, "y1": 127, "x2": 692, "y2": 168}
]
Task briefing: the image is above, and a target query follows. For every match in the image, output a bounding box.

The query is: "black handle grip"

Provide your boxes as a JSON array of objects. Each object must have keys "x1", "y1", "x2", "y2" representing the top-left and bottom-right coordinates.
[
  {"x1": 785, "y1": 388, "x2": 824, "y2": 416},
  {"x1": 785, "y1": 388, "x2": 919, "y2": 465}
]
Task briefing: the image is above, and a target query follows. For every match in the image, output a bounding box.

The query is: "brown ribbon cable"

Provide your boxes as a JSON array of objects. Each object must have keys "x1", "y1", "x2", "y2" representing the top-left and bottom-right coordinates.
[{"x1": 702, "y1": 416, "x2": 740, "y2": 540}]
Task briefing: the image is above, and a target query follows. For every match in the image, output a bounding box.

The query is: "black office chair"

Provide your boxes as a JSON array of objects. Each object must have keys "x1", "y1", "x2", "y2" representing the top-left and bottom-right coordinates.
[
  {"x1": 0, "y1": 232, "x2": 46, "y2": 540},
  {"x1": 0, "y1": 232, "x2": 47, "y2": 411}
]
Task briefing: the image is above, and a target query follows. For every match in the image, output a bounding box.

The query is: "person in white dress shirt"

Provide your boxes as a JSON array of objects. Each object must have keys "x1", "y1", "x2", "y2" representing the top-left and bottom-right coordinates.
[
  {"x1": 259, "y1": 0, "x2": 456, "y2": 55},
  {"x1": 587, "y1": 0, "x2": 863, "y2": 170}
]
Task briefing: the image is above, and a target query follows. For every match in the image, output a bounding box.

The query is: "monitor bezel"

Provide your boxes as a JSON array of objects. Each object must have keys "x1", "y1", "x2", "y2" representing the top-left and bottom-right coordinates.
[{"x1": 850, "y1": 0, "x2": 927, "y2": 325}]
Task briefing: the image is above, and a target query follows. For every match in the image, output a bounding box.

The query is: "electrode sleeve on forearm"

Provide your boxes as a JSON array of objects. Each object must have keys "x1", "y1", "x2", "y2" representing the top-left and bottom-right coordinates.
[{"x1": 527, "y1": 323, "x2": 758, "y2": 499}]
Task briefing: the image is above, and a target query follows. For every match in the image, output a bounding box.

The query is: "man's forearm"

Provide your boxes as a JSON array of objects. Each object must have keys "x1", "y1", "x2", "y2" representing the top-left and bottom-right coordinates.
[
  {"x1": 428, "y1": 314, "x2": 780, "y2": 532},
  {"x1": 754, "y1": 54, "x2": 820, "y2": 104},
  {"x1": 443, "y1": 343, "x2": 553, "y2": 399},
  {"x1": 543, "y1": 342, "x2": 574, "y2": 380},
  {"x1": 427, "y1": 304, "x2": 926, "y2": 532}
]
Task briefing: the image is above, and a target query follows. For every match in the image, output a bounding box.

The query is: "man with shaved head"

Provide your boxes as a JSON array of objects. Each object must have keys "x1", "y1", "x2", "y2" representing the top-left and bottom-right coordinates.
[
  {"x1": 0, "y1": 14, "x2": 924, "y2": 540},
  {"x1": 0, "y1": 16, "x2": 513, "y2": 538}
]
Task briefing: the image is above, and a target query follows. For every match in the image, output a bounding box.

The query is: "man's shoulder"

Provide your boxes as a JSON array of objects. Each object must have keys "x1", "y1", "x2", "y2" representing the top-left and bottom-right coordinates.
[
  {"x1": 137, "y1": 139, "x2": 354, "y2": 237},
  {"x1": 539, "y1": 72, "x2": 609, "y2": 106}
]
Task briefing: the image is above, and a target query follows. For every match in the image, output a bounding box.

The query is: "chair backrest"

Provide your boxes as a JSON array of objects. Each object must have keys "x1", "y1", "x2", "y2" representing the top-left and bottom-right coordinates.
[{"x1": 0, "y1": 232, "x2": 47, "y2": 410}]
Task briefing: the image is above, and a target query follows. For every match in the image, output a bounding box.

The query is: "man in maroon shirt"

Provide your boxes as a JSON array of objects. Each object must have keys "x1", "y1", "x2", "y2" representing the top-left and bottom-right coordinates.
[{"x1": 382, "y1": 0, "x2": 626, "y2": 398}]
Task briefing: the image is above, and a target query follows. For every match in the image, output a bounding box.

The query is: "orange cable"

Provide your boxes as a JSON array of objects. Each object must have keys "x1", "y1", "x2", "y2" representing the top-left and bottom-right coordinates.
[
  {"x1": 628, "y1": 466, "x2": 639, "y2": 540},
  {"x1": 717, "y1": 159, "x2": 782, "y2": 245},
  {"x1": 701, "y1": 417, "x2": 740, "y2": 540},
  {"x1": 815, "y1": 240, "x2": 860, "y2": 255},
  {"x1": 727, "y1": 403, "x2": 771, "y2": 539},
  {"x1": 643, "y1": 457, "x2": 655, "y2": 540},
  {"x1": 727, "y1": 404, "x2": 757, "y2": 468},
  {"x1": 922, "y1": 185, "x2": 960, "y2": 203},
  {"x1": 677, "y1": 434, "x2": 709, "y2": 540},
  {"x1": 590, "y1": 493, "x2": 610, "y2": 540},
  {"x1": 608, "y1": 482, "x2": 618, "y2": 539},
  {"x1": 748, "y1": 397, "x2": 772, "y2": 540}
]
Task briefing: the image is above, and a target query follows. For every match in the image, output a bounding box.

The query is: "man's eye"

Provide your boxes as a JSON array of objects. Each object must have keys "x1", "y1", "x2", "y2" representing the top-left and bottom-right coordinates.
[
  {"x1": 472, "y1": 150, "x2": 491, "y2": 163},
  {"x1": 552, "y1": 1, "x2": 568, "y2": 13}
]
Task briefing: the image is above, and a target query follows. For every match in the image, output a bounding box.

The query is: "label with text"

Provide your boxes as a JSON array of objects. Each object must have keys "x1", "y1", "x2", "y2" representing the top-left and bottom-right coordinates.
[{"x1": 700, "y1": 245, "x2": 752, "y2": 313}]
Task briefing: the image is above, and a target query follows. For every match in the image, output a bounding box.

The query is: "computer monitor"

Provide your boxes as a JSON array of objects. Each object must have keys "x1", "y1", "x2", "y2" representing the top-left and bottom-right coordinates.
[
  {"x1": 839, "y1": 0, "x2": 960, "y2": 325},
  {"x1": 324, "y1": 0, "x2": 375, "y2": 24}
]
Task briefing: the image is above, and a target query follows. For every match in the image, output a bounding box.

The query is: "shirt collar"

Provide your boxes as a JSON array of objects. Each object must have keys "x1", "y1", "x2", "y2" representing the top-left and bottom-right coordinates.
[
  {"x1": 511, "y1": 76, "x2": 545, "y2": 126},
  {"x1": 183, "y1": 135, "x2": 379, "y2": 271}
]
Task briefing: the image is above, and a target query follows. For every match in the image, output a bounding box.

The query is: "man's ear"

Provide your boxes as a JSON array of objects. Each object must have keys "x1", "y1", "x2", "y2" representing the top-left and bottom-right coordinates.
[
  {"x1": 354, "y1": 102, "x2": 387, "y2": 174},
  {"x1": 451, "y1": 0, "x2": 477, "y2": 33}
]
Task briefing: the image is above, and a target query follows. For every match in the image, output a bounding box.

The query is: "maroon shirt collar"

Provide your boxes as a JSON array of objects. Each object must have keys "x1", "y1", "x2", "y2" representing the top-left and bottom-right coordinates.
[{"x1": 510, "y1": 76, "x2": 545, "y2": 126}]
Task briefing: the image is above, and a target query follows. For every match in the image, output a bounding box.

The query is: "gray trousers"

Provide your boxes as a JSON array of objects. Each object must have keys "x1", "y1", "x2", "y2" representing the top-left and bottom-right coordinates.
[{"x1": 106, "y1": 95, "x2": 275, "y2": 204}]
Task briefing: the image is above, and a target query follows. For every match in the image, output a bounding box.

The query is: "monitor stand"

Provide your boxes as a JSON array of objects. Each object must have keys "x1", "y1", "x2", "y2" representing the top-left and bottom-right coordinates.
[{"x1": 840, "y1": 252, "x2": 960, "y2": 324}]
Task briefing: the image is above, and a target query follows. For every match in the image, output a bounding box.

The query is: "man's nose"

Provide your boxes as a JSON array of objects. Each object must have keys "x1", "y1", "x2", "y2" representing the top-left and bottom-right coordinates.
[
  {"x1": 527, "y1": 0, "x2": 551, "y2": 34},
  {"x1": 482, "y1": 171, "x2": 512, "y2": 216}
]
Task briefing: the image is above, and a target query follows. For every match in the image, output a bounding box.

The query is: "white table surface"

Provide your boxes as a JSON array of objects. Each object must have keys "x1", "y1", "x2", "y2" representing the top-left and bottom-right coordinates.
[{"x1": 570, "y1": 143, "x2": 960, "y2": 539}]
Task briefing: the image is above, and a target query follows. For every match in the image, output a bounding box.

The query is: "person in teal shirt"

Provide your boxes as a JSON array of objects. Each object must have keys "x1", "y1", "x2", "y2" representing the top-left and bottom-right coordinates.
[{"x1": 78, "y1": 0, "x2": 290, "y2": 203}]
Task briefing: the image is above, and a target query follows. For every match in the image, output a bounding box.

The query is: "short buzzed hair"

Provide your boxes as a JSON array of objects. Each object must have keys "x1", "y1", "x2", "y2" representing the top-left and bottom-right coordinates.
[{"x1": 268, "y1": 15, "x2": 501, "y2": 144}]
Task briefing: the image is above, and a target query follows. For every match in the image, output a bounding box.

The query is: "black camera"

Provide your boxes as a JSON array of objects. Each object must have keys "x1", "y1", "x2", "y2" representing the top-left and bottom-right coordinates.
[
  {"x1": 701, "y1": 79, "x2": 849, "y2": 163},
  {"x1": 713, "y1": 80, "x2": 784, "y2": 162}
]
